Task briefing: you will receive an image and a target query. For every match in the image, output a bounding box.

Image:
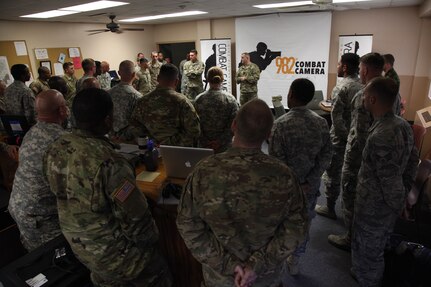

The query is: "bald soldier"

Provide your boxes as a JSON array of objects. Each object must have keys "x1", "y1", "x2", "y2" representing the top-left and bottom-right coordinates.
[
  {"x1": 236, "y1": 52, "x2": 260, "y2": 105},
  {"x1": 177, "y1": 99, "x2": 308, "y2": 287},
  {"x1": 98, "y1": 61, "x2": 111, "y2": 90},
  {"x1": 352, "y1": 77, "x2": 418, "y2": 286},
  {"x1": 9, "y1": 90, "x2": 68, "y2": 251},
  {"x1": 109, "y1": 60, "x2": 142, "y2": 141},
  {"x1": 30, "y1": 66, "x2": 51, "y2": 96},
  {"x1": 44, "y1": 88, "x2": 171, "y2": 287},
  {"x1": 131, "y1": 63, "x2": 200, "y2": 147}
]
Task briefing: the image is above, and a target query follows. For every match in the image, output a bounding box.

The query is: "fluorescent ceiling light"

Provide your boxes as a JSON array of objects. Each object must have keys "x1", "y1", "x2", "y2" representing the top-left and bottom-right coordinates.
[
  {"x1": 333, "y1": 0, "x2": 371, "y2": 2},
  {"x1": 254, "y1": 1, "x2": 312, "y2": 9},
  {"x1": 60, "y1": 1, "x2": 129, "y2": 12},
  {"x1": 121, "y1": 11, "x2": 208, "y2": 22},
  {"x1": 21, "y1": 10, "x2": 79, "y2": 18}
]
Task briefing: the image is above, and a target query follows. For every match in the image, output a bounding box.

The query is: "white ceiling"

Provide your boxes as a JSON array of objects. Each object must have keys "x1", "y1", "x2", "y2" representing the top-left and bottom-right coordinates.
[{"x1": 0, "y1": 0, "x2": 424, "y2": 25}]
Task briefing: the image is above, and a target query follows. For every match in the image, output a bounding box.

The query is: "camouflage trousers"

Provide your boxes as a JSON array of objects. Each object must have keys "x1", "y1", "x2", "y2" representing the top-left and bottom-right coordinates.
[
  {"x1": 352, "y1": 205, "x2": 399, "y2": 287},
  {"x1": 14, "y1": 214, "x2": 62, "y2": 251},
  {"x1": 185, "y1": 85, "x2": 203, "y2": 101},
  {"x1": 240, "y1": 92, "x2": 257, "y2": 106},
  {"x1": 293, "y1": 187, "x2": 319, "y2": 256},
  {"x1": 340, "y1": 150, "x2": 362, "y2": 233},
  {"x1": 322, "y1": 144, "x2": 346, "y2": 203},
  {"x1": 90, "y1": 250, "x2": 172, "y2": 287}
]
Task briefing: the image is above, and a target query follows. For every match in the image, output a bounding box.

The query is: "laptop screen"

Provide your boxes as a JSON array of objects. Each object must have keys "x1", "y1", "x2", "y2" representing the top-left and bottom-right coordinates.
[
  {"x1": 159, "y1": 145, "x2": 214, "y2": 179},
  {"x1": 108, "y1": 70, "x2": 119, "y2": 80},
  {"x1": 0, "y1": 115, "x2": 30, "y2": 137}
]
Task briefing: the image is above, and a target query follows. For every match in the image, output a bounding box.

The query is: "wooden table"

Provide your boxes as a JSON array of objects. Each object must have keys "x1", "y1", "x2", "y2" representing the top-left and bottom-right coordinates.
[
  {"x1": 136, "y1": 159, "x2": 204, "y2": 287},
  {"x1": 319, "y1": 100, "x2": 333, "y2": 113}
]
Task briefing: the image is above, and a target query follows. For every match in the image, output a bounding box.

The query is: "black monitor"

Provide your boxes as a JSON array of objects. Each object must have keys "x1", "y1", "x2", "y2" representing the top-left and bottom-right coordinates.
[{"x1": 108, "y1": 70, "x2": 119, "y2": 80}]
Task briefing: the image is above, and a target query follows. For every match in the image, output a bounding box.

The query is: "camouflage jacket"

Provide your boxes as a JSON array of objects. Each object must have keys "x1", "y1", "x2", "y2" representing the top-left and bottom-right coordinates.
[
  {"x1": 177, "y1": 147, "x2": 308, "y2": 287},
  {"x1": 63, "y1": 74, "x2": 77, "y2": 108},
  {"x1": 109, "y1": 82, "x2": 142, "y2": 134},
  {"x1": 385, "y1": 68, "x2": 400, "y2": 92},
  {"x1": 330, "y1": 75, "x2": 363, "y2": 146},
  {"x1": 75, "y1": 75, "x2": 92, "y2": 92},
  {"x1": 148, "y1": 61, "x2": 162, "y2": 87},
  {"x1": 269, "y1": 106, "x2": 332, "y2": 190},
  {"x1": 183, "y1": 60, "x2": 205, "y2": 88},
  {"x1": 131, "y1": 86, "x2": 200, "y2": 147},
  {"x1": 29, "y1": 78, "x2": 49, "y2": 96},
  {"x1": 44, "y1": 129, "x2": 162, "y2": 282},
  {"x1": 194, "y1": 89, "x2": 239, "y2": 153},
  {"x1": 9, "y1": 122, "x2": 66, "y2": 237},
  {"x1": 135, "y1": 68, "x2": 153, "y2": 95},
  {"x1": 355, "y1": 112, "x2": 418, "y2": 216},
  {"x1": 4, "y1": 80, "x2": 36, "y2": 125},
  {"x1": 236, "y1": 63, "x2": 260, "y2": 93},
  {"x1": 97, "y1": 72, "x2": 111, "y2": 90}
]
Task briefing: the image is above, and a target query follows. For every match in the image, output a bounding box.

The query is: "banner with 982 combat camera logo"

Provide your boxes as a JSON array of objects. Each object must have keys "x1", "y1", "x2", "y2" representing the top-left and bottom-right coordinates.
[{"x1": 235, "y1": 12, "x2": 332, "y2": 107}]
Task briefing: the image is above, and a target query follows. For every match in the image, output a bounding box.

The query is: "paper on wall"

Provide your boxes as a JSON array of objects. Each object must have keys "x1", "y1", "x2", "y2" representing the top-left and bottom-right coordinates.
[
  {"x1": 54, "y1": 63, "x2": 64, "y2": 76},
  {"x1": 14, "y1": 41, "x2": 28, "y2": 56},
  {"x1": 69, "y1": 48, "x2": 80, "y2": 57},
  {"x1": 35, "y1": 48, "x2": 48, "y2": 60}
]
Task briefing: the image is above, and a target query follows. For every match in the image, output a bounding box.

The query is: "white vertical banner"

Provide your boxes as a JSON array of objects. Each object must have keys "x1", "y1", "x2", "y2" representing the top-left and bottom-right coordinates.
[
  {"x1": 200, "y1": 39, "x2": 232, "y2": 94},
  {"x1": 235, "y1": 12, "x2": 331, "y2": 106},
  {"x1": 337, "y1": 35, "x2": 373, "y2": 81}
]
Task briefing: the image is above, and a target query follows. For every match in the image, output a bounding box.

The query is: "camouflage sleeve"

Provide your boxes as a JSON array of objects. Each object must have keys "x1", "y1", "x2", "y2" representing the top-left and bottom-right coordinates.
[
  {"x1": 129, "y1": 102, "x2": 151, "y2": 138},
  {"x1": 246, "y1": 174, "x2": 308, "y2": 274},
  {"x1": 235, "y1": 68, "x2": 243, "y2": 83},
  {"x1": 268, "y1": 123, "x2": 288, "y2": 164},
  {"x1": 246, "y1": 65, "x2": 260, "y2": 84},
  {"x1": 305, "y1": 121, "x2": 332, "y2": 187},
  {"x1": 370, "y1": 135, "x2": 412, "y2": 211},
  {"x1": 331, "y1": 87, "x2": 349, "y2": 142},
  {"x1": 403, "y1": 145, "x2": 419, "y2": 194},
  {"x1": 24, "y1": 90, "x2": 36, "y2": 125},
  {"x1": 177, "y1": 172, "x2": 243, "y2": 275},
  {"x1": 173, "y1": 100, "x2": 200, "y2": 146},
  {"x1": 105, "y1": 157, "x2": 159, "y2": 245}
]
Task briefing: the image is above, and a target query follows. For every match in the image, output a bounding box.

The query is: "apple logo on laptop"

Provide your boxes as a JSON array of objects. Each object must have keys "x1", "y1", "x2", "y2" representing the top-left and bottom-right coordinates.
[{"x1": 185, "y1": 161, "x2": 192, "y2": 168}]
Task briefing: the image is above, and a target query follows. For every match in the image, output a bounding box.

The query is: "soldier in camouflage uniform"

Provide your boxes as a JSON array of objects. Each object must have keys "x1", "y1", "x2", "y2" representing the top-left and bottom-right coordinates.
[
  {"x1": 62, "y1": 62, "x2": 77, "y2": 108},
  {"x1": 4, "y1": 64, "x2": 36, "y2": 125},
  {"x1": 76, "y1": 58, "x2": 96, "y2": 92},
  {"x1": 63, "y1": 62, "x2": 78, "y2": 109},
  {"x1": 131, "y1": 64, "x2": 200, "y2": 147},
  {"x1": 0, "y1": 80, "x2": 6, "y2": 113},
  {"x1": 44, "y1": 88, "x2": 171, "y2": 287},
  {"x1": 269, "y1": 78, "x2": 332, "y2": 275},
  {"x1": 177, "y1": 99, "x2": 308, "y2": 287},
  {"x1": 9, "y1": 89, "x2": 68, "y2": 251},
  {"x1": 179, "y1": 53, "x2": 190, "y2": 94},
  {"x1": 29, "y1": 66, "x2": 50, "y2": 96},
  {"x1": 134, "y1": 57, "x2": 153, "y2": 95},
  {"x1": 148, "y1": 51, "x2": 162, "y2": 88},
  {"x1": 383, "y1": 54, "x2": 402, "y2": 116},
  {"x1": 236, "y1": 52, "x2": 260, "y2": 105},
  {"x1": 194, "y1": 66, "x2": 239, "y2": 153},
  {"x1": 109, "y1": 60, "x2": 142, "y2": 141},
  {"x1": 328, "y1": 53, "x2": 385, "y2": 251},
  {"x1": 183, "y1": 49, "x2": 205, "y2": 101},
  {"x1": 97, "y1": 61, "x2": 111, "y2": 90},
  {"x1": 352, "y1": 77, "x2": 418, "y2": 286},
  {"x1": 317, "y1": 53, "x2": 362, "y2": 220}
]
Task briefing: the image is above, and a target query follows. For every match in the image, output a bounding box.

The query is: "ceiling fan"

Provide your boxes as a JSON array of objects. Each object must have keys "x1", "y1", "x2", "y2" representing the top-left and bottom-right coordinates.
[
  {"x1": 86, "y1": 15, "x2": 145, "y2": 35},
  {"x1": 277, "y1": 0, "x2": 359, "y2": 12}
]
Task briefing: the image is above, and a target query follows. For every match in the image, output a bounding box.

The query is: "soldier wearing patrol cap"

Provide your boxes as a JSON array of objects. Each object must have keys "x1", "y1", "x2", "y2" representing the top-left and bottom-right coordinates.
[{"x1": 45, "y1": 88, "x2": 171, "y2": 287}]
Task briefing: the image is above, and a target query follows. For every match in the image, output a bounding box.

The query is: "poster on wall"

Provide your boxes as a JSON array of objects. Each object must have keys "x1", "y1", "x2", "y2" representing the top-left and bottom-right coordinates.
[
  {"x1": 235, "y1": 12, "x2": 332, "y2": 106},
  {"x1": 337, "y1": 34, "x2": 373, "y2": 82},
  {"x1": 200, "y1": 39, "x2": 232, "y2": 94}
]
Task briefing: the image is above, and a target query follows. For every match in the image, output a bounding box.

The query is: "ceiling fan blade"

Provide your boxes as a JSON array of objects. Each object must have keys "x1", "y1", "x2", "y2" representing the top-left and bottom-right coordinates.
[
  {"x1": 122, "y1": 28, "x2": 145, "y2": 31},
  {"x1": 88, "y1": 31, "x2": 108, "y2": 35},
  {"x1": 86, "y1": 29, "x2": 109, "y2": 32}
]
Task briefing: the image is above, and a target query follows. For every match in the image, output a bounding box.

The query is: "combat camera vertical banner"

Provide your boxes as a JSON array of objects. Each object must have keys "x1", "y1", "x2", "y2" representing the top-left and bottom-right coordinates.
[
  {"x1": 337, "y1": 35, "x2": 373, "y2": 82},
  {"x1": 200, "y1": 39, "x2": 232, "y2": 94},
  {"x1": 235, "y1": 13, "x2": 331, "y2": 106}
]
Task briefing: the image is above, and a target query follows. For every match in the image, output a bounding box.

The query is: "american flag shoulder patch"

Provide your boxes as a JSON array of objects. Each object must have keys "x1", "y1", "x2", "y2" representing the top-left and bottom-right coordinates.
[{"x1": 114, "y1": 180, "x2": 135, "y2": 203}]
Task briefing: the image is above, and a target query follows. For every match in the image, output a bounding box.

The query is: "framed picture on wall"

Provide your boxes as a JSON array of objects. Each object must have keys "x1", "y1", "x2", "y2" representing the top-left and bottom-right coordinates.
[{"x1": 40, "y1": 60, "x2": 51, "y2": 72}]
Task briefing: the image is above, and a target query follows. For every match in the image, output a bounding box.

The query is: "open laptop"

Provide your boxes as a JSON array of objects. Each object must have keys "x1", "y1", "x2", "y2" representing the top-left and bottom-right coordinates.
[
  {"x1": 159, "y1": 145, "x2": 214, "y2": 179},
  {"x1": 306, "y1": 90, "x2": 324, "y2": 110},
  {"x1": 108, "y1": 70, "x2": 120, "y2": 80},
  {"x1": 0, "y1": 115, "x2": 30, "y2": 145}
]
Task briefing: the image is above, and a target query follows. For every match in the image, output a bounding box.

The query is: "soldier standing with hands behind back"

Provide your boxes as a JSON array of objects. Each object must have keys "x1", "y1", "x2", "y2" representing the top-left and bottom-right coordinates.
[{"x1": 183, "y1": 49, "x2": 205, "y2": 101}]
